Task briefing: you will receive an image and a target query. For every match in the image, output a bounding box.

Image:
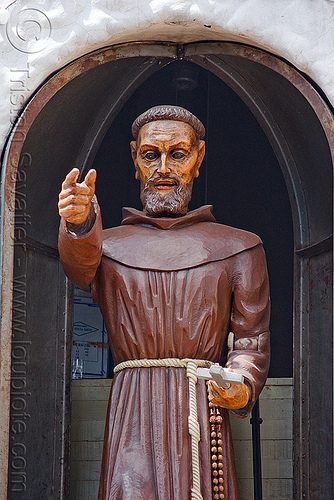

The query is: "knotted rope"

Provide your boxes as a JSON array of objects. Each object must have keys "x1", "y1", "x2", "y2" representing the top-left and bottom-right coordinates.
[{"x1": 114, "y1": 357, "x2": 213, "y2": 500}]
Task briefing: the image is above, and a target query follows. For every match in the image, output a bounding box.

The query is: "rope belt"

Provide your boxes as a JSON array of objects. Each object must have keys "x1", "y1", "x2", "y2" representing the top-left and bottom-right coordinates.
[{"x1": 114, "y1": 358, "x2": 213, "y2": 500}]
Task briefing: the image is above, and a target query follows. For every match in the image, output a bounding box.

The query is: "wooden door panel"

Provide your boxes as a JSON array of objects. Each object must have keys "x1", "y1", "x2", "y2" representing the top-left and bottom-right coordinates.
[{"x1": 8, "y1": 242, "x2": 72, "y2": 499}]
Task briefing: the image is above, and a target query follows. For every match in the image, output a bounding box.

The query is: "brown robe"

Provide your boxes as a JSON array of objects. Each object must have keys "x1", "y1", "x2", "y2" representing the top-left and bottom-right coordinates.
[{"x1": 58, "y1": 201, "x2": 270, "y2": 500}]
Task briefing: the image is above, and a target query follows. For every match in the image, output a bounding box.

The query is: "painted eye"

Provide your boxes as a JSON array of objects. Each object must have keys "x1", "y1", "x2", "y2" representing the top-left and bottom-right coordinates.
[
  {"x1": 144, "y1": 152, "x2": 158, "y2": 160},
  {"x1": 172, "y1": 151, "x2": 185, "y2": 160}
]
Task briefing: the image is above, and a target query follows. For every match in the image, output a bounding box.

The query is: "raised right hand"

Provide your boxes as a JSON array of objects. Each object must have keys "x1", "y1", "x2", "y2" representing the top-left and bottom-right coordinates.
[{"x1": 58, "y1": 168, "x2": 96, "y2": 225}]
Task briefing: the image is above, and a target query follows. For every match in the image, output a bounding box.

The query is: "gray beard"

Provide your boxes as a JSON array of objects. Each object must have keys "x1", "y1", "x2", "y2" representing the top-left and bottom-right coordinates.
[{"x1": 141, "y1": 182, "x2": 193, "y2": 216}]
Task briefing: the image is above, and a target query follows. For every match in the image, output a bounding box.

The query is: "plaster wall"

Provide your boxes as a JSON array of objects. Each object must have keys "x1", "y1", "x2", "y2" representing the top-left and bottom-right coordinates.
[{"x1": 0, "y1": 0, "x2": 334, "y2": 156}]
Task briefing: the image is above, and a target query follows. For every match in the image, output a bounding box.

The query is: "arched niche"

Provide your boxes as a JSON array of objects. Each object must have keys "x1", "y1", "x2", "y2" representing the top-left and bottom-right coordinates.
[{"x1": 0, "y1": 42, "x2": 332, "y2": 499}]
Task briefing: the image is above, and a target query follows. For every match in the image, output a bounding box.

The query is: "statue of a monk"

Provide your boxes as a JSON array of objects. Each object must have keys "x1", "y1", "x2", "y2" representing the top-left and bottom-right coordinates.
[{"x1": 58, "y1": 105, "x2": 270, "y2": 500}]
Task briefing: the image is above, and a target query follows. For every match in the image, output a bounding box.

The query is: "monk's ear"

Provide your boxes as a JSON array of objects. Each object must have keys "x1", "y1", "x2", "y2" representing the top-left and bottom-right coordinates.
[
  {"x1": 194, "y1": 140, "x2": 205, "y2": 178},
  {"x1": 130, "y1": 141, "x2": 139, "y2": 179}
]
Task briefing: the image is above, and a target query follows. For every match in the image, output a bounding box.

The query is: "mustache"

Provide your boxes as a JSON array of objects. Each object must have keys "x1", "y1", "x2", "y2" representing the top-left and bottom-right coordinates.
[
  {"x1": 140, "y1": 176, "x2": 193, "y2": 216},
  {"x1": 145, "y1": 173, "x2": 180, "y2": 187}
]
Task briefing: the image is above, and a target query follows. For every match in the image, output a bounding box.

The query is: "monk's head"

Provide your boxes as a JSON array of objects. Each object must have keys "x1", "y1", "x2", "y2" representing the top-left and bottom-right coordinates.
[{"x1": 130, "y1": 105, "x2": 205, "y2": 216}]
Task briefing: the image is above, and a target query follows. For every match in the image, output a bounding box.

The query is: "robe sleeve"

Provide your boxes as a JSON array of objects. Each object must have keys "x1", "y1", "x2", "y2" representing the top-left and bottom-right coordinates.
[
  {"x1": 58, "y1": 196, "x2": 103, "y2": 291},
  {"x1": 226, "y1": 243, "x2": 270, "y2": 418}
]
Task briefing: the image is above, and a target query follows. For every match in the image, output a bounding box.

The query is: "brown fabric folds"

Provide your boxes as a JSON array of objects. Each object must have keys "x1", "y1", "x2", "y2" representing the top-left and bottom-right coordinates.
[
  {"x1": 102, "y1": 206, "x2": 261, "y2": 271},
  {"x1": 58, "y1": 201, "x2": 270, "y2": 500}
]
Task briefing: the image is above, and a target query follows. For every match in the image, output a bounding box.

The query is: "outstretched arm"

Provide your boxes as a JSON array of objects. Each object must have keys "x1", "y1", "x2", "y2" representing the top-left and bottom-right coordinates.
[{"x1": 58, "y1": 168, "x2": 103, "y2": 291}]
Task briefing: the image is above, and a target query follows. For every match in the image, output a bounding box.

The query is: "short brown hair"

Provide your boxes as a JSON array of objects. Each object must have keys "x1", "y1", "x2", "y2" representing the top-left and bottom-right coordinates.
[{"x1": 131, "y1": 105, "x2": 205, "y2": 140}]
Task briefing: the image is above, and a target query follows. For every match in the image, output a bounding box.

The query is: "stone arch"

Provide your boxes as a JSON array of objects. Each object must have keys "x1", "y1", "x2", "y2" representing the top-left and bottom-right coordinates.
[{"x1": 0, "y1": 42, "x2": 332, "y2": 498}]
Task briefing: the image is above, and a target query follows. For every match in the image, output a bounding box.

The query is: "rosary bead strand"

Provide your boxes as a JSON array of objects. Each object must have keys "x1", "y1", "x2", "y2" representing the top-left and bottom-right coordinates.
[{"x1": 208, "y1": 383, "x2": 225, "y2": 499}]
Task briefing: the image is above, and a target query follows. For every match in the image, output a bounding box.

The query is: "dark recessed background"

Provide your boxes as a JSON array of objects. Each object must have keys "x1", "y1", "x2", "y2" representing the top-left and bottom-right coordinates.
[{"x1": 93, "y1": 60, "x2": 294, "y2": 378}]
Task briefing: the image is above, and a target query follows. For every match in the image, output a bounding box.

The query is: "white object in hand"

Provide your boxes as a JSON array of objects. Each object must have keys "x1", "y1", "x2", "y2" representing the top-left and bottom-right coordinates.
[{"x1": 196, "y1": 364, "x2": 244, "y2": 389}]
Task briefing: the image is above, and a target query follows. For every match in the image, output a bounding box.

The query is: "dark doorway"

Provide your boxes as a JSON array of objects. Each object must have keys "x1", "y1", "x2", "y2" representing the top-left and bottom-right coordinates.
[
  {"x1": 93, "y1": 60, "x2": 294, "y2": 378},
  {"x1": 2, "y1": 42, "x2": 332, "y2": 500}
]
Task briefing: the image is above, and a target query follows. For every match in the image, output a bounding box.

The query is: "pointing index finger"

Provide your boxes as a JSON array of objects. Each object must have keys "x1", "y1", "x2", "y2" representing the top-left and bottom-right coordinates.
[{"x1": 84, "y1": 169, "x2": 97, "y2": 187}]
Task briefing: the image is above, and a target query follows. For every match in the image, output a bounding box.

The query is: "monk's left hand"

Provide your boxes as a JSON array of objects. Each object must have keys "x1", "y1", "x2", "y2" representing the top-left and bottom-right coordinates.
[{"x1": 207, "y1": 380, "x2": 251, "y2": 410}]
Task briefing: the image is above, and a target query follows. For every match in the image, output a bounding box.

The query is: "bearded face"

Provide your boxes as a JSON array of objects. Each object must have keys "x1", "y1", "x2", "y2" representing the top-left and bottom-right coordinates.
[
  {"x1": 140, "y1": 173, "x2": 194, "y2": 216},
  {"x1": 130, "y1": 120, "x2": 205, "y2": 217}
]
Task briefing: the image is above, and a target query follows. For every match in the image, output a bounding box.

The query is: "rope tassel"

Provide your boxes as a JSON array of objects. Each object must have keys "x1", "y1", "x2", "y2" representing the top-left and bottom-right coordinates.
[{"x1": 186, "y1": 360, "x2": 204, "y2": 500}]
